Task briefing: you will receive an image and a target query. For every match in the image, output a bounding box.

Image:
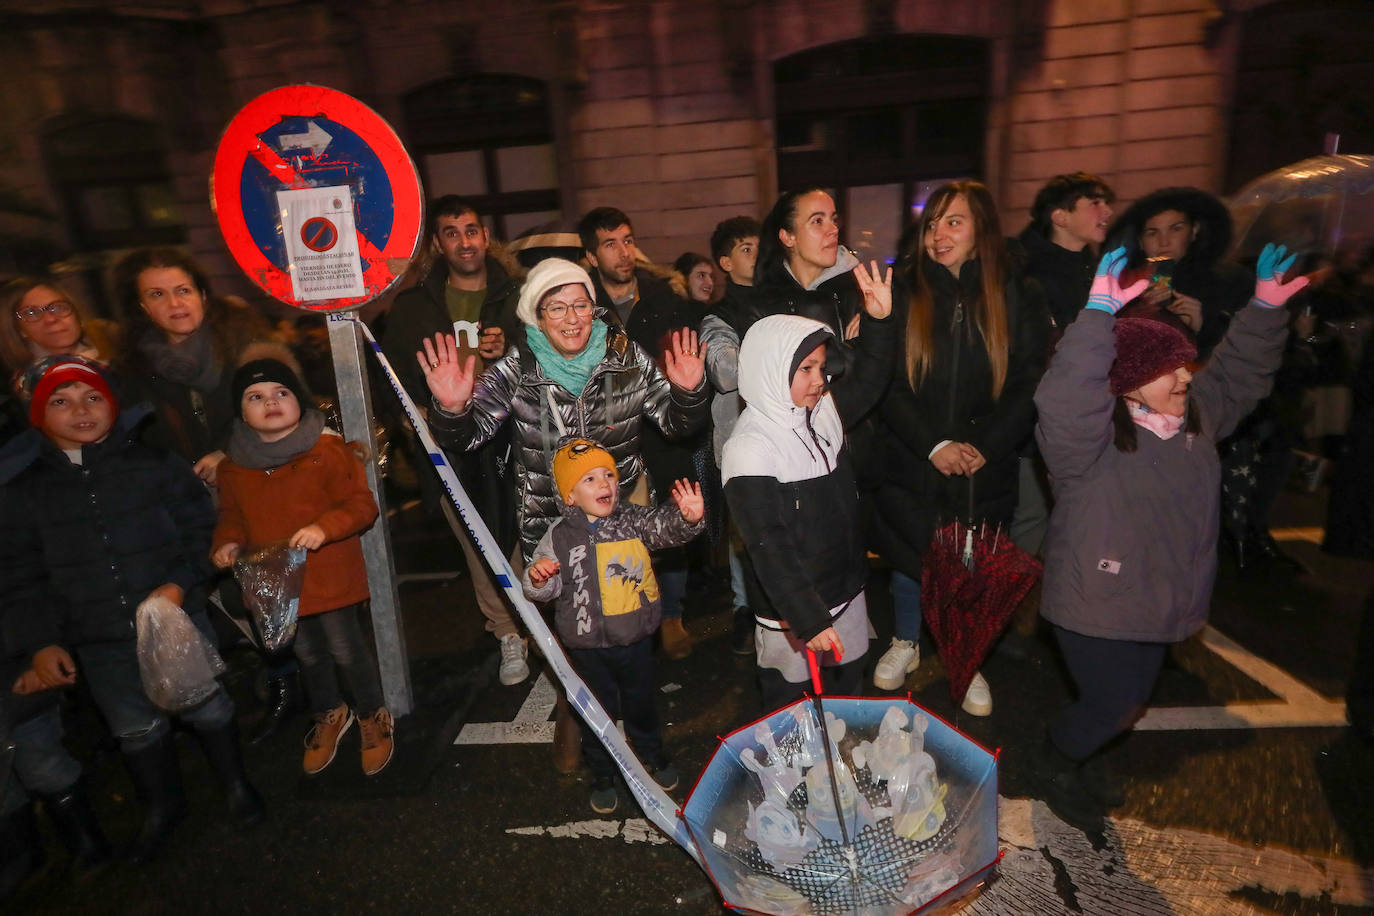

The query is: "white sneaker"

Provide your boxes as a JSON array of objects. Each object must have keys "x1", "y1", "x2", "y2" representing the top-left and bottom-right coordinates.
[
  {"x1": 961, "y1": 671, "x2": 992, "y2": 717},
  {"x1": 873, "y1": 638, "x2": 920, "y2": 690},
  {"x1": 498, "y1": 634, "x2": 530, "y2": 686}
]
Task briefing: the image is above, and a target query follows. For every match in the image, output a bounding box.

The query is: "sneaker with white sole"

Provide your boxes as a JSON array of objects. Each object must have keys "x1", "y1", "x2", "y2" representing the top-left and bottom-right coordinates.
[
  {"x1": 498, "y1": 633, "x2": 530, "y2": 686},
  {"x1": 873, "y1": 638, "x2": 920, "y2": 690},
  {"x1": 961, "y1": 671, "x2": 992, "y2": 717},
  {"x1": 589, "y1": 778, "x2": 618, "y2": 814}
]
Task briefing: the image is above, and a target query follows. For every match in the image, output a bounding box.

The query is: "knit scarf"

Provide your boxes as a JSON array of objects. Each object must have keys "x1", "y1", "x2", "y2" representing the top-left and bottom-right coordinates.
[
  {"x1": 226, "y1": 408, "x2": 329, "y2": 469},
  {"x1": 1127, "y1": 399, "x2": 1184, "y2": 441},
  {"x1": 138, "y1": 322, "x2": 222, "y2": 392},
  {"x1": 523, "y1": 321, "x2": 608, "y2": 396}
]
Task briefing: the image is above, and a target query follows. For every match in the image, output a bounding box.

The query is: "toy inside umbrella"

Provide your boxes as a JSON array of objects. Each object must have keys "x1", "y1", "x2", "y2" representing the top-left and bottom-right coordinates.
[{"x1": 680, "y1": 651, "x2": 1000, "y2": 915}]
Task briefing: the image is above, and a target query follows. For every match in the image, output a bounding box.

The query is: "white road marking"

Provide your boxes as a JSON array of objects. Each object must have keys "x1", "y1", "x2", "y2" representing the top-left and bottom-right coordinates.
[
  {"x1": 455, "y1": 670, "x2": 558, "y2": 744},
  {"x1": 506, "y1": 818, "x2": 670, "y2": 845},
  {"x1": 507, "y1": 797, "x2": 1374, "y2": 911},
  {"x1": 1269, "y1": 526, "x2": 1324, "y2": 544},
  {"x1": 456, "y1": 625, "x2": 1348, "y2": 745},
  {"x1": 1134, "y1": 625, "x2": 1347, "y2": 731}
]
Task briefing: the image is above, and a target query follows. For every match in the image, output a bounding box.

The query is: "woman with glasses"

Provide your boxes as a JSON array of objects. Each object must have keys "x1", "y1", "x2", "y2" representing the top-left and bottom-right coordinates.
[
  {"x1": 0, "y1": 277, "x2": 119, "y2": 395},
  {"x1": 418, "y1": 257, "x2": 710, "y2": 564}
]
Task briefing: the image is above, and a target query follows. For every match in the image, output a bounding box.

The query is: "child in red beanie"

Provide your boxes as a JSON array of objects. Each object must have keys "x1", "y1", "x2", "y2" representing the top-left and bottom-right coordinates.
[
  {"x1": 1029, "y1": 244, "x2": 1308, "y2": 831},
  {"x1": 0, "y1": 355, "x2": 262, "y2": 869}
]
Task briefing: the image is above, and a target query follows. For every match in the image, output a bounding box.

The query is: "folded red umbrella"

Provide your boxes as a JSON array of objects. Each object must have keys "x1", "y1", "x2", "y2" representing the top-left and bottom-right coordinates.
[{"x1": 921, "y1": 483, "x2": 1042, "y2": 704}]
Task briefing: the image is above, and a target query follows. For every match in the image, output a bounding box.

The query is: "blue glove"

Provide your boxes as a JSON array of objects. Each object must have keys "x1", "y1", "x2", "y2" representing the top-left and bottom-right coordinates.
[
  {"x1": 1085, "y1": 246, "x2": 1150, "y2": 315},
  {"x1": 1253, "y1": 243, "x2": 1309, "y2": 308}
]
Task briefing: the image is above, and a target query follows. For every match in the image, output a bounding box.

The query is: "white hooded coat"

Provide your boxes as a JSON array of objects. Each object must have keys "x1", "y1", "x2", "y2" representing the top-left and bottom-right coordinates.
[{"x1": 722, "y1": 312, "x2": 895, "y2": 641}]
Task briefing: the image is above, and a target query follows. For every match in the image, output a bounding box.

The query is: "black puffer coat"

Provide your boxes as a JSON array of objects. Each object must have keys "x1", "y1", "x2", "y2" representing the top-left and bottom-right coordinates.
[
  {"x1": 870, "y1": 259, "x2": 1049, "y2": 580},
  {"x1": 0, "y1": 408, "x2": 216, "y2": 656},
  {"x1": 1106, "y1": 187, "x2": 1252, "y2": 359}
]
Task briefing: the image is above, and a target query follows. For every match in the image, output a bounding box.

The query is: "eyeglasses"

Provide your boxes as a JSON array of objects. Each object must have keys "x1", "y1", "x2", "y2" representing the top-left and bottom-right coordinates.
[
  {"x1": 539, "y1": 299, "x2": 594, "y2": 321},
  {"x1": 14, "y1": 300, "x2": 75, "y2": 323}
]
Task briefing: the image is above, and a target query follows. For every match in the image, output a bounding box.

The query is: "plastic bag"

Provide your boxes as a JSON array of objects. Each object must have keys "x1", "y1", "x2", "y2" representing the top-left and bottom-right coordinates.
[
  {"x1": 233, "y1": 543, "x2": 306, "y2": 654},
  {"x1": 136, "y1": 596, "x2": 227, "y2": 712}
]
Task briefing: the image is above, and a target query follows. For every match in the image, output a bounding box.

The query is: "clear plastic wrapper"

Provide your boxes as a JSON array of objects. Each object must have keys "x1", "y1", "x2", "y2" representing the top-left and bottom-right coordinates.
[
  {"x1": 233, "y1": 543, "x2": 306, "y2": 653},
  {"x1": 136, "y1": 596, "x2": 227, "y2": 712}
]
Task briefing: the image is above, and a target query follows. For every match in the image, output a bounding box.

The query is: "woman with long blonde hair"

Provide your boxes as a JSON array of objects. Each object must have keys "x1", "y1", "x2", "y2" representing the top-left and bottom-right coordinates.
[{"x1": 869, "y1": 181, "x2": 1048, "y2": 714}]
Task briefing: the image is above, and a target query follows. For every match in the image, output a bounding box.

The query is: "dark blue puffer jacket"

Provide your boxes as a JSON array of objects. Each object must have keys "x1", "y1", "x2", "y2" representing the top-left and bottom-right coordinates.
[{"x1": 0, "y1": 407, "x2": 216, "y2": 657}]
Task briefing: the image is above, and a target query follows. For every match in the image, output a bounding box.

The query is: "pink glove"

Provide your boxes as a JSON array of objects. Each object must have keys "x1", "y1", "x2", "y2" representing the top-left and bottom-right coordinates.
[
  {"x1": 1085, "y1": 247, "x2": 1151, "y2": 315},
  {"x1": 1253, "y1": 243, "x2": 1309, "y2": 308}
]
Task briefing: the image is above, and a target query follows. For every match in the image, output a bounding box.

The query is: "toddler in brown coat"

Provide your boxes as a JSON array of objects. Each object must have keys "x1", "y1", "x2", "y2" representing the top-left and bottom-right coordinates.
[{"x1": 211, "y1": 359, "x2": 392, "y2": 776}]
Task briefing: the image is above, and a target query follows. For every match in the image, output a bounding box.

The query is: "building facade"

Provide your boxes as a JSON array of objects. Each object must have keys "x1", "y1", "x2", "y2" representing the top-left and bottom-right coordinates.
[{"x1": 0, "y1": 0, "x2": 1369, "y2": 312}]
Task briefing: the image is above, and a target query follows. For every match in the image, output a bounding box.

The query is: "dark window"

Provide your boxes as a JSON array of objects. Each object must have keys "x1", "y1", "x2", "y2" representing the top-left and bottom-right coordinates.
[
  {"x1": 775, "y1": 36, "x2": 990, "y2": 265},
  {"x1": 43, "y1": 115, "x2": 186, "y2": 251},
  {"x1": 402, "y1": 75, "x2": 561, "y2": 240}
]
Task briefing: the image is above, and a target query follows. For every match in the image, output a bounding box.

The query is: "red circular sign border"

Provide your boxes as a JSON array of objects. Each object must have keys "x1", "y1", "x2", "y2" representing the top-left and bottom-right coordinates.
[{"x1": 211, "y1": 84, "x2": 424, "y2": 313}]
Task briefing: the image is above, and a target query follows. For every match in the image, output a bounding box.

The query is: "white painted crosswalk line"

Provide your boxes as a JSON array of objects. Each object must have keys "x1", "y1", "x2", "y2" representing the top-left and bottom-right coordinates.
[
  {"x1": 1134, "y1": 625, "x2": 1347, "y2": 731},
  {"x1": 455, "y1": 671, "x2": 558, "y2": 744}
]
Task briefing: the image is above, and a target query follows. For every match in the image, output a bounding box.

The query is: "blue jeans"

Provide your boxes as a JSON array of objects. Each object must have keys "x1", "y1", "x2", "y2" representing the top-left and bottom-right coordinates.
[
  {"x1": 565, "y1": 637, "x2": 663, "y2": 782},
  {"x1": 76, "y1": 613, "x2": 235, "y2": 754},
  {"x1": 728, "y1": 542, "x2": 749, "y2": 609},
  {"x1": 656, "y1": 549, "x2": 688, "y2": 622},
  {"x1": 891, "y1": 569, "x2": 923, "y2": 642},
  {"x1": 1, "y1": 706, "x2": 83, "y2": 814}
]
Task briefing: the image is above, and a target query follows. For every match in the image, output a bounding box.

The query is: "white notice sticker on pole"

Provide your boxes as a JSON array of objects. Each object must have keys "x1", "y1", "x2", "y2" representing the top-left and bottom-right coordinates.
[{"x1": 277, "y1": 185, "x2": 366, "y2": 302}]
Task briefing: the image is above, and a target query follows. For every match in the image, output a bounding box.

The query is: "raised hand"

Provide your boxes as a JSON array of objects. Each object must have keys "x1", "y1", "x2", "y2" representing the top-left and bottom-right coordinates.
[
  {"x1": 1254, "y1": 243, "x2": 1310, "y2": 308},
  {"x1": 852, "y1": 260, "x2": 893, "y2": 320},
  {"x1": 419, "y1": 332, "x2": 477, "y2": 413},
  {"x1": 662, "y1": 329, "x2": 705, "y2": 391},
  {"x1": 1085, "y1": 246, "x2": 1150, "y2": 315},
  {"x1": 671, "y1": 478, "x2": 704, "y2": 523}
]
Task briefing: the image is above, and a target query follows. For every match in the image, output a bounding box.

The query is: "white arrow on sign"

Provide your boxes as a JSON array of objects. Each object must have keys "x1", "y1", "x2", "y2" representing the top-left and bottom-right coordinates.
[{"x1": 278, "y1": 120, "x2": 332, "y2": 158}]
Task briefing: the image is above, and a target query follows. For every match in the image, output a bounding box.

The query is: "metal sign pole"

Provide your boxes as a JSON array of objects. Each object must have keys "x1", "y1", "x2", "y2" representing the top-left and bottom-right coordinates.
[{"x1": 327, "y1": 312, "x2": 412, "y2": 716}]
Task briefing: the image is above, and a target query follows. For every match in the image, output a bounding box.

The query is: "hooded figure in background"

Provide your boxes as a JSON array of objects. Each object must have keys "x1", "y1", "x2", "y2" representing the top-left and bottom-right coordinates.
[{"x1": 1106, "y1": 187, "x2": 1252, "y2": 360}]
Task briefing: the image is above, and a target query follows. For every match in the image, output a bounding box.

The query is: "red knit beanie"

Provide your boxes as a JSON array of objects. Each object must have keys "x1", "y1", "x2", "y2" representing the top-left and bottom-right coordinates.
[
  {"x1": 1109, "y1": 317, "x2": 1197, "y2": 396},
  {"x1": 27, "y1": 356, "x2": 119, "y2": 428}
]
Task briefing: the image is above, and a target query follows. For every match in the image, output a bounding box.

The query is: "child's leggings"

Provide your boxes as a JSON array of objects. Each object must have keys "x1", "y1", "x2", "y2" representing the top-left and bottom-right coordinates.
[
  {"x1": 1049, "y1": 625, "x2": 1168, "y2": 760},
  {"x1": 294, "y1": 603, "x2": 385, "y2": 717}
]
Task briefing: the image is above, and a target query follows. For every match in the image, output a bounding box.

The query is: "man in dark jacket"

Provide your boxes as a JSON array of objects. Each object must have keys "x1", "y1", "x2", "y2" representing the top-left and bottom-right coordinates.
[
  {"x1": 380, "y1": 196, "x2": 531, "y2": 686},
  {"x1": 579, "y1": 206, "x2": 703, "y2": 659},
  {"x1": 1007, "y1": 173, "x2": 1115, "y2": 557}
]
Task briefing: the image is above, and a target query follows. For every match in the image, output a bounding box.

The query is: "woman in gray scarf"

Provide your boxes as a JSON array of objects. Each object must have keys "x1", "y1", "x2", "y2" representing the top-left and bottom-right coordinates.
[{"x1": 111, "y1": 247, "x2": 272, "y2": 486}]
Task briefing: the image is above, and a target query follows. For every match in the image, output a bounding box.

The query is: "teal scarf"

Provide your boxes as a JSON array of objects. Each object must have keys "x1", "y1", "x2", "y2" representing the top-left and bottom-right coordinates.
[{"x1": 523, "y1": 321, "x2": 609, "y2": 396}]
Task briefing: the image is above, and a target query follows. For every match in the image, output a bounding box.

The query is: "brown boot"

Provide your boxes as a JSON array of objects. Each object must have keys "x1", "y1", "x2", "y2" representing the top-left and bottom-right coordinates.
[
  {"x1": 552, "y1": 692, "x2": 581, "y2": 774},
  {"x1": 358, "y1": 707, "x2": 395, "y2": 777},
  {"x1": 303, "y1": 704, "x2": 354, "y2": 776},
  {"x1": 660, "y1": 617, "x2": 693, "y2": 660}
]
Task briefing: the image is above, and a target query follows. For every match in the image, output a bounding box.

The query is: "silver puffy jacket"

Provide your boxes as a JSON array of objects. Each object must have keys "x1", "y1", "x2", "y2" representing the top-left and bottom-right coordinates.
[{"x1": 427, "y1": 325, "x2": 709, "y2": 560}]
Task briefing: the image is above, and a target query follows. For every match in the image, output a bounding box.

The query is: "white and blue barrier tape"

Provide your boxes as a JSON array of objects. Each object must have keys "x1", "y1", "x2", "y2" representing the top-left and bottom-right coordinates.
[{"x1": 342, "y1": 313, "x2": 701, "y2": 863}]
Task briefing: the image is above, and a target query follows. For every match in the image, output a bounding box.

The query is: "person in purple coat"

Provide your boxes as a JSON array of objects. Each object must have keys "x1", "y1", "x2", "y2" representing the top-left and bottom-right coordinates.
[{"x1": 1029, "y1": 244, "x2": 1309, "y2": 830}]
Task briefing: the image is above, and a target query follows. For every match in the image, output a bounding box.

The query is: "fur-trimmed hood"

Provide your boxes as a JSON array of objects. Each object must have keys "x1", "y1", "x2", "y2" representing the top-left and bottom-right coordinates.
[{"x1": 1106, "y1": 186, "x2": 1234, "y2": 271}]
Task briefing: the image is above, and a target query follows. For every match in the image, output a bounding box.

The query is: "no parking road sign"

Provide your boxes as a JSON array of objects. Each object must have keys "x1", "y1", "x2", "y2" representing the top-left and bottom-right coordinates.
[{"x1": 212, "y1": 85, "x2": 423, "y2": 312}]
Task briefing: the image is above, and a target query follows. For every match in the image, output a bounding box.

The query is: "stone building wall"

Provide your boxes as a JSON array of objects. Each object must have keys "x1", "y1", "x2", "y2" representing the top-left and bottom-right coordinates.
[{"x1": 0, "y1": 0, "x2": 1334, "y2": 305}]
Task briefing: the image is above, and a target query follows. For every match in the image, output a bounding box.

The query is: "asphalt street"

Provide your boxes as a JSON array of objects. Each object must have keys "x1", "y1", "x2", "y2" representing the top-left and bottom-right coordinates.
[{"x1": 13, "y1": 483, "x2": 1374, "y2": 915}]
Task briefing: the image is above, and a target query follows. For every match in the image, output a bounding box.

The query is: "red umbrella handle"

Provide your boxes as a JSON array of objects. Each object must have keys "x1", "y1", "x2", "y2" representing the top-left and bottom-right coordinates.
[{"x1": 807, "y1": 648, "x2": 824, "y2": 696}]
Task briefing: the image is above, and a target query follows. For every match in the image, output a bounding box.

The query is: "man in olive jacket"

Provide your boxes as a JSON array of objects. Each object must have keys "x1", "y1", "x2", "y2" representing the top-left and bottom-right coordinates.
[{"x1": 380, "y1": 196, "x2": 530, "y2": 686}]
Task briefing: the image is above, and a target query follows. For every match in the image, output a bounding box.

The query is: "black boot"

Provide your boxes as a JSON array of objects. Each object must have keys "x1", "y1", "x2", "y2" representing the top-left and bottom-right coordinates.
[
  {"x1": 248, "y1": 675, "x2": 301, "y2": 746},
  {"x1": 40, "y1": 781, "x2": 112, "y2": 879},
  {"x1": 1027, "y1": 737, "x2": 1105, "y2": 833},
  {"x1": 121, "y1": 736, "x2": 187, "y2": 865},
  {"x1": 1248, "y1": 526, "x2": 1307, "y2": 575},
  {"x1": 196, "y1": 723, "x2": 265, "y2": 828},
  {"x1": 0, "y1": 802, "x2": 45, "y2": 900}
]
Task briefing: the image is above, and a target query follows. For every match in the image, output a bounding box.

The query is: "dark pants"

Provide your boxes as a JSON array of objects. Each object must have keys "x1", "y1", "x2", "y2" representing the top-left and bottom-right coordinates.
[
  {"x1": 565, "y1": 637, "x2": 663, "y2": 782},
  {"x1": 294, "y1": 604, "x2": 384, "y2": 717},
  {"x1": 757, "y1": 654, "x2": 868, "y2": 710},
  {"x1": 1049, "y1": 625, "x2": 1167, "y2": 761}
]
